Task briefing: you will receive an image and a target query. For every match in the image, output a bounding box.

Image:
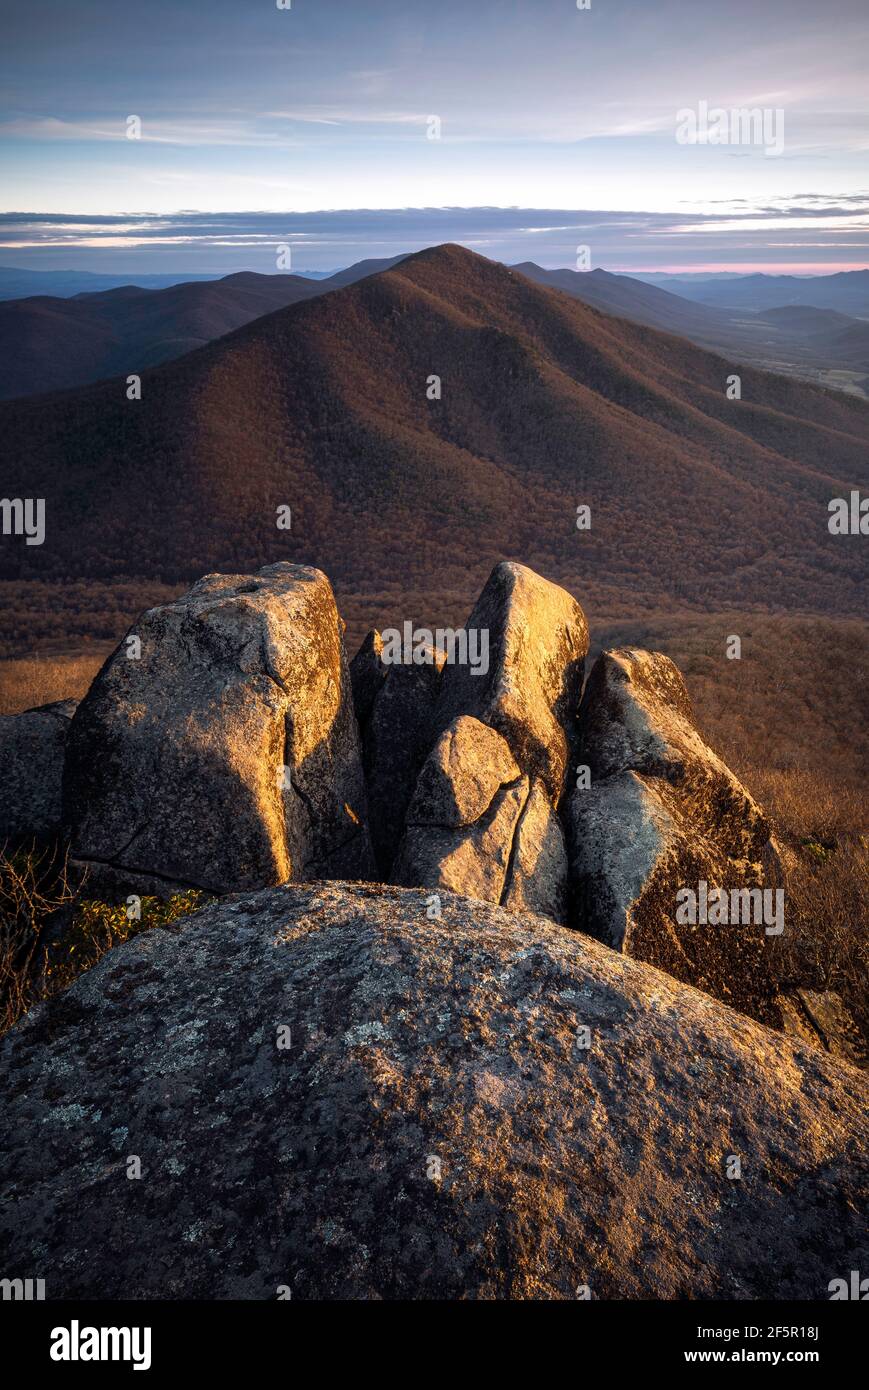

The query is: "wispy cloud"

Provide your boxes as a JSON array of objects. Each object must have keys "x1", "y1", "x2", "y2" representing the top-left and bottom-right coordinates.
[{"x1": 1, "y1": 204, "x2": 866, "y2": 274}]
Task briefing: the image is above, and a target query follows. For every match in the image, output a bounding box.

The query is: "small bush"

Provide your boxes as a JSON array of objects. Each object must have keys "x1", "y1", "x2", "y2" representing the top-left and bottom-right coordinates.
[
  {"x1": 0, "y1": 843, "x2": 209, "y2": 1037},
  {"x1": 0, "y1": 841, "x2": 76, "y2": 1035},
  {"x1": 42, "y1": 891, "x2": 210, "y2": 997}
]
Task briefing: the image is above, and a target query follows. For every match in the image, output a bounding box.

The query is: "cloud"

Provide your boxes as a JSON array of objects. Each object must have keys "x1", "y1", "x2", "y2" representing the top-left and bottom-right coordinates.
[{"x1": 0, "y1": 203, "x2": 866, "y2": 274}]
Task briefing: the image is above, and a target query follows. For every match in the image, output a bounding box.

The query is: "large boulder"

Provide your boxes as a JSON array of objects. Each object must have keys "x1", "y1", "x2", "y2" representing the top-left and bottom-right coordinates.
[
  {"x1": 568, "y1": 648, "x2": 782, "y2": 1027},
  {"x1": 0, "y1": 882, "x2": 864, "y2": 1299},
  {"x1": 391, "y1": 715, "x2": 568, "y2": 920},
  {"x1": 0, "y1": 699, "x2": 77, "y2": 845},
  {"x1": 501, "y1": 779, "x2": 569, "y2": 923},
  {"x1": 434, "y1": 562, "x2": 588, "y2": 804},
  {"x1": 62, "y1": 563, "x2": 374, "y2": 897},
  {"x1": 386, "y1": 561, "x2": 585, "y2": 922}
]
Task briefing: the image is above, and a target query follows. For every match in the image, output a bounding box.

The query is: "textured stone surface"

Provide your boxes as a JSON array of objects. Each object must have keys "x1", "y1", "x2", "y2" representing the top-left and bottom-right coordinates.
[
  {"x1": 434, "y1": 561, "x2": 588, "y2": 803},
  {"x1": 391, "y1": 716, "x2": 567, "y2": 917},
  {"x1": 501, "y1": 780, "x2": 568, "y2": 923},
  {"x1": 400, "y1": 715, "x2": 521, "y2": 829},
  {"x1": 568, "y1": 649, "x2": 782, "y2": 1026},
  {"x1": 0, "y1": 699, "x2": 77, "y2": 844},
  {"x1": 780, "y1": 989, "x2": 868, "y2": 1069},
  {"x1": 0, "y1": 882, "x2": 865, "y2": 1300},
  {"x1": 62, "y1": 563, "x2": 373, "y2": 897}
]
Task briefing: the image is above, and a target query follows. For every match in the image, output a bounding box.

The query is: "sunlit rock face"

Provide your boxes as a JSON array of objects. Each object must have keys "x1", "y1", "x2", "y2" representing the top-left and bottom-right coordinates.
[
  {"x1": 49, "y1": 560, "x2": 799, "y2": 1035},
  {"x1": 62, "y1": 562, "x2": 373, "y2": 898},
  {"x1": 567, "y1": 648, "x2": 783, "y2": 1026},
  {"x1": 1, "y1": 881, "x2": 865, "y2": 1300},
  {"x1": 391, "y1": 716, "x2": 568, "y2": 923},
  {"x1": 387, "y1": 562, "x2": 585, "y2": 921},
  {"x1": 434, "y1": 561, "x2": 589, "y2": 805}
]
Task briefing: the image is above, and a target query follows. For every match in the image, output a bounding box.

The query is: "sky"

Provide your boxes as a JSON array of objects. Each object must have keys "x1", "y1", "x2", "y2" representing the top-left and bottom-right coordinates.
[{"x1": 1, "y1": 0, "x2": 868, "y2": 274}]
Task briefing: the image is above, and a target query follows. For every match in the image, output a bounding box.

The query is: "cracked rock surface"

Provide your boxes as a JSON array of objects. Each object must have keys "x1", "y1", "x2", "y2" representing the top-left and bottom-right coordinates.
[
  {"x1": 434, "y1": 560, "x2": 588, "y2": 804},
  {"x1": 568, "y1": 648, "x2": 783, "y2": 1026},
  {"x1": 62, "y1": 562, "x2": 373, "y2": 896},
  {"x1": 392, "y1": 716, "x2": 568, "y2": 919},
  {"x1": 0, "y1": 881, "x2": 865, "y2": 1300}
]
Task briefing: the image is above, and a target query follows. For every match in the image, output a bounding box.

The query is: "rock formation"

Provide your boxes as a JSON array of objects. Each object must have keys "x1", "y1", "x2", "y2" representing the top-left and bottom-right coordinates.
[
  {"x1": 1, "y1": 882, "x2": 864, "y2": 1300},
  {"x1": 0, "y1": 699, "x2": 77, "y2": 845},
  {"x1": 62, "y1": 562, "x2": 373, "y2": 897},
  {"x1": 389, "y1": 562, "x2": 581, "y2": 920},
  {"x1": 3, "y1": 562, "x2": 851, "y2": 1056},
  {"x1": 567, "y1": 648, "x2": 783, "y2": 1026}
]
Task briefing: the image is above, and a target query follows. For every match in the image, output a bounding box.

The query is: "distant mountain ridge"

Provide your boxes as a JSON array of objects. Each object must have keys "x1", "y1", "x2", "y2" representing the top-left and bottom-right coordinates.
[
  {"x1": 3, "y1": 252, "x2": 869, "y2": 402},
  {"x1": 0, "y1": 266, "x2": 223, "y2": 299},
  {"x1": 512, "y1": 261, "x2": 869, "y2": 396},
  {"x1": 0, "y1": 259, "x2": 414, "y2": 400},
  {"x1": 511, "y1": 263, "x2": 734, "y2": 337},
  {"x1": 1, "y1": 244, "x2": 866, "y2": 622},
  {"x1": 661, "y1": 268, "x2": 869, "y2": 315}
]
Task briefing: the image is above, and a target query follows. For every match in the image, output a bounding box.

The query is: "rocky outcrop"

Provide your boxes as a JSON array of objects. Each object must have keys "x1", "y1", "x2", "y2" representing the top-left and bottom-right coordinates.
[
  {"x1": 388, "y1": 563, "x2": 582, "y2": 920},
  {"x1": 62, "y1": 563, "x2": 373, "y2": 897},
  {"x1": 501, "y1": 779, "x2": 569, "y2": 923},
  {"x1": 360, "y1": 642, "x2": 445, "y2": 876},
  {"x1": 435, "y1": 561, "x2": 588, "y2": 803},
  {"x1": 0, "y1": 699, "x2": 77, "y2": 845},
  {"x1": 391, "y1": 716, "x2": 527, "y2": 902},
  {"x1": 567, "y1": 648, "x2": 782, "y2": 1026},
  {"x1": 5, "y1": 562, "x2": 847, "y2": 1047},
  {"x1": 1, "y1": 882, "x2": 864, "y2": 1300}
]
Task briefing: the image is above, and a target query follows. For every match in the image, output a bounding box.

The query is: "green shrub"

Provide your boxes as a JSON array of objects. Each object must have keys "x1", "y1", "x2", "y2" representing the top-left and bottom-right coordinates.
[
  {"x1": 1, "y1": 842, "x2": 209, "y2": 1036},
  {"x1": 43, "y1": 892, "x2": 209, "y2": 994}
]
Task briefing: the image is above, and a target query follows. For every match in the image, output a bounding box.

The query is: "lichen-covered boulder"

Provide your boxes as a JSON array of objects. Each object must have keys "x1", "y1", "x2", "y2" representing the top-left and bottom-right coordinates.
[
  {"x1": 568, "y1": 648, "x2": 782, "y2": 1026},
  {"x1": 0, "y1": 699, "x2": 77, "y2": 845},
  {"x1": 0, "y1": 882, "x2": 865, "y2": 1299},
  {"x1": 62, "y1": 563, "x2": 374, "y2": 897}
]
